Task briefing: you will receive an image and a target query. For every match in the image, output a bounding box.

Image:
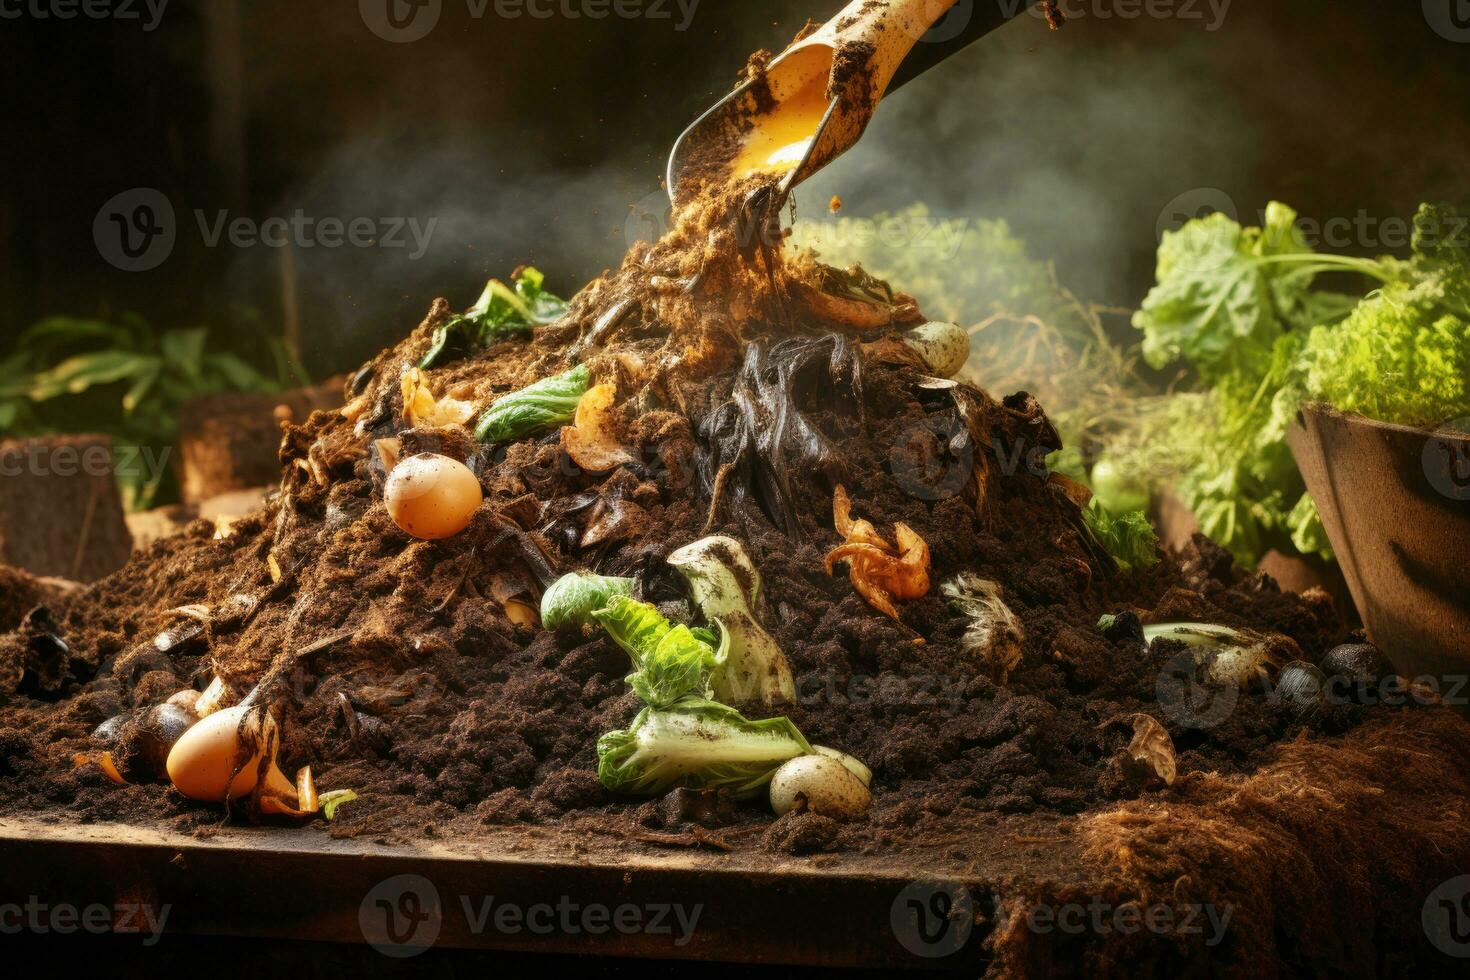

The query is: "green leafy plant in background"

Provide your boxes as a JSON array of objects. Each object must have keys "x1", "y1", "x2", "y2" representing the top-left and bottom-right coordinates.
[
  {"x1": 1133, "y1": 201, "x2": 1470, "y2": 566},
  {"x1": 0, "y1": 313, "x2": 299, "y2": 510}
]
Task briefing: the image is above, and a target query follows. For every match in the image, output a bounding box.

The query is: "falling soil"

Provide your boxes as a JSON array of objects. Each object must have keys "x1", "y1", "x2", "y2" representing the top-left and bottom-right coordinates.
[{"x1": 4, "y1": 29, "x2": 1470, "y2": 975}]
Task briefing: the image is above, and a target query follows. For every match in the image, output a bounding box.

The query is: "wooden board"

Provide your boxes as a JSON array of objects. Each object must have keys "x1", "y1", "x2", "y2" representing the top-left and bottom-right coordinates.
[{"x1": 0, "y1": 814, "x2": 1088, "y2": 969}]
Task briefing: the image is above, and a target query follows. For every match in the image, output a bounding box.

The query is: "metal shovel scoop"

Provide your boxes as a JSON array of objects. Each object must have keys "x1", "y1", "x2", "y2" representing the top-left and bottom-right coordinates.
[{"x1": 667, "y1": 0, "x2": 1039, "y2": 206}]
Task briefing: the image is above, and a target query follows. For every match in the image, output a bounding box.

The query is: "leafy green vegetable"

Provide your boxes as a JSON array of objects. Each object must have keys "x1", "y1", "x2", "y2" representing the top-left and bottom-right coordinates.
[
  {"x1": 1298, "y1": 205, "x2": 1470, "y2": 428},
  {"x1": 591, "y1": 596, "x2": 718, "y2": 708},
  {"x1": 540, "y1": 572, "x2": 634, "y2": 630},
  {"x1": 474, "y1": 363, "x2": 590, "y2": 443},
  {"x1": 1134, "y1": 203, "x2": 1389, "y2": 381},
  {"x1": 596, "y1": 697, "x2": 812, "y2": 798},
  {"x1": 591, "y1": 595, "x2": 678, "y2": 663},
  {"x1": 421, "y1": 267, "x2": 568, "y2": 369},
  {"x1": 1083, "y1": 501, "x2": 1160, "y2": 572}
]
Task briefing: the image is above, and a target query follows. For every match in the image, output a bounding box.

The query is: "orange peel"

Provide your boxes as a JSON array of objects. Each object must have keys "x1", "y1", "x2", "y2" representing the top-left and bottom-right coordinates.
[{"x1": 562, "y1": 383, "x2": 634, "y2": 474}]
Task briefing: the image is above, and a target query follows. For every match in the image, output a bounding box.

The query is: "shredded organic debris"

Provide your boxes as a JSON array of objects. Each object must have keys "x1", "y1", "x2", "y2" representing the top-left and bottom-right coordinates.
[{"x1": 1, "y1": 16, "x2": 1467, "y2": 973}]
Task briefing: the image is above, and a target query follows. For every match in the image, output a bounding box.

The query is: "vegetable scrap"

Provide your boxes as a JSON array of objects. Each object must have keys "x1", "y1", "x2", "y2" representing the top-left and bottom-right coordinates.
[
  {"x1": 824, "y1": 485, "x2": 931, "y2": 623},
  {"x1": 475, "y1": 363, "x2": 591, "y2": 444},
  {"x1": 420, "y1": 267, "x2": 568, "y2": 370}
]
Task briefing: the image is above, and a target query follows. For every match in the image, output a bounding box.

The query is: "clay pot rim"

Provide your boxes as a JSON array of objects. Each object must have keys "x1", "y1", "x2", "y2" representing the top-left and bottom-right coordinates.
[{"x1": 1297, "y1": 401, "x2": 1470, "y2": 445}]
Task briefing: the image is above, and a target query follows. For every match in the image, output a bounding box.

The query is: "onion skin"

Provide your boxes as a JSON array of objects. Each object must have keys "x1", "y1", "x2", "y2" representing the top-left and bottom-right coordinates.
[{"x1": 165, "y1": 704, "x2": 295, "y2": 804}]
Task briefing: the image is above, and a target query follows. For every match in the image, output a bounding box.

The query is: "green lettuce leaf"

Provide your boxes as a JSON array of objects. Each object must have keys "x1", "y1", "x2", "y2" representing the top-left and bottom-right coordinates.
[
  {"x1": 540, "y1": 573, "x2": 634, "y2": 630},
  {"x1": 591, "y1": 596, "x2": 717, "y2": 708},
  {"x1": 596, "y1": 698, "x2": 812, "y2": 798},
  {"x1": 1083, "y1": 501, "x2": 1160, "y2": 572},
  {"x1": 474, "y1": 363, "x2": 590, "y2": 443}
]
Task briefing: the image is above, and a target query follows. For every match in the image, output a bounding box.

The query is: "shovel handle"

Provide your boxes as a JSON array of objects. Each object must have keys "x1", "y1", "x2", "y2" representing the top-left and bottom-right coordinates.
[{"x1": 886, "y1": 0, "x2": 1043, "y2": 94}]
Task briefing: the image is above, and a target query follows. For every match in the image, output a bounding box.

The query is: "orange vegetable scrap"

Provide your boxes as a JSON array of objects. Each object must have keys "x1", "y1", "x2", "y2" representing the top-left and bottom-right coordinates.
[{"x1": 823, "y1": 485, "x2": 931, "y2": 622}]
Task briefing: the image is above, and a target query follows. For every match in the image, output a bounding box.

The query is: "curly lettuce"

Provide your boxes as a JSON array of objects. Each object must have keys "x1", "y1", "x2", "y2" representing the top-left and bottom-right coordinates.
[
  {"x1": 1131, "y1": 201, "x2": 1468, "y2": 566},
  {"x1": 1083, "y1": 501, "x2": 1160, "y2": 572}
]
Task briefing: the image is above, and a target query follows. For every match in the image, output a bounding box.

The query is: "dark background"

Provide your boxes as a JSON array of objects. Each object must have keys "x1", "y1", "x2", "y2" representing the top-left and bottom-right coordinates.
[{"x1": 2, "y1": 0, "x2": 1468, "y2": 379}]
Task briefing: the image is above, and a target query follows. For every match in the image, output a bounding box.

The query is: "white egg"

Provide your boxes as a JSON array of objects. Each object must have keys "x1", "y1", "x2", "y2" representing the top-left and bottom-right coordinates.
[
  {"x1": 769, "y1": 754, "x2": 872, "y2": 819},
  {"x1": 903, "y1": 322, "x2": 970, "y2": 378}
]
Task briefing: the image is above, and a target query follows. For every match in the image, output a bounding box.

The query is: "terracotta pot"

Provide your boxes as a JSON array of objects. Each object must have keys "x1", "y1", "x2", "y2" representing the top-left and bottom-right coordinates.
[{"x1": 1288, "y1": 404, "x2": 1470, "y2": 688}]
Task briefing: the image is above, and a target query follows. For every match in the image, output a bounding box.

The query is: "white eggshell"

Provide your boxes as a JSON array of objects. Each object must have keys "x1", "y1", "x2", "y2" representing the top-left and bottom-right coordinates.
[
  {"x1": 769, "y1": 754, "x2": 872, "y2": 819},
  {"x1": 903, "y1": 322, "x2": 970, "y2": 378}
]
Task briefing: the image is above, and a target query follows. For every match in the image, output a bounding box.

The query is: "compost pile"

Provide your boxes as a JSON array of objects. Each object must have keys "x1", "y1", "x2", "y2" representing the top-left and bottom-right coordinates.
[{"x1": 6, "y1": 74, "x2": 1470, "y2": 972}]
